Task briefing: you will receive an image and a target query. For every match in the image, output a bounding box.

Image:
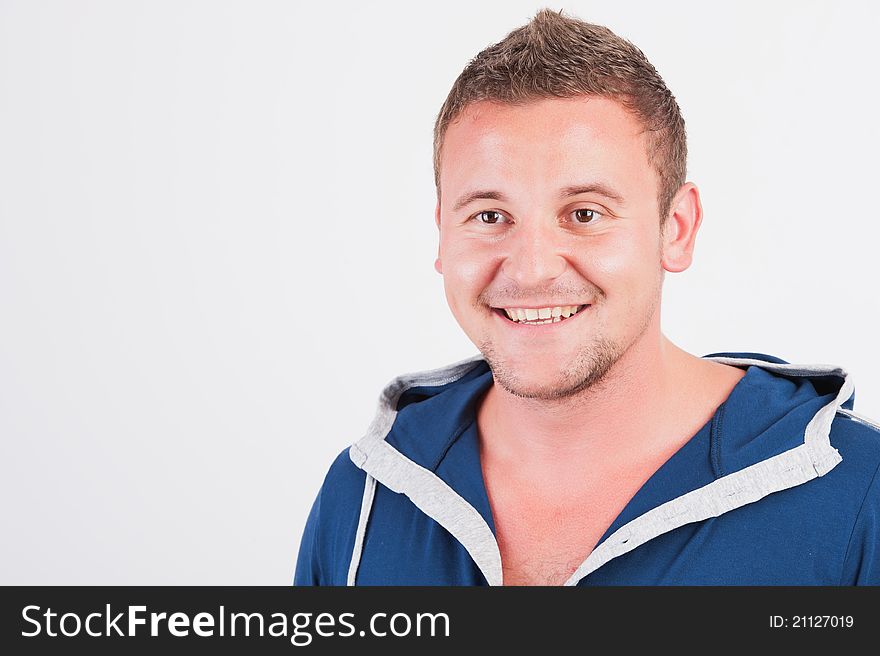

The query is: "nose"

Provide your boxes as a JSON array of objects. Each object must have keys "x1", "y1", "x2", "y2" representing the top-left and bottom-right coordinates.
[{"x1": 500, "y1": 220, "x2": 567, "y2": 289}]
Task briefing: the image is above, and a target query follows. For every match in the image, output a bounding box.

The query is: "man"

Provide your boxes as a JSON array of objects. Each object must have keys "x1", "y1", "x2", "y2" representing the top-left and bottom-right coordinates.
[{"x1": 294, "y1": 9, "x2": 880, "y2": 585}]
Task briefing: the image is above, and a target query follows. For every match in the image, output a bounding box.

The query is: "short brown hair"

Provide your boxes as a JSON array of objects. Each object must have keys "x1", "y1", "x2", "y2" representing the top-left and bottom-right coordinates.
[{"x1": 432, "y1": 8, "x2": 687, "y2": 221}]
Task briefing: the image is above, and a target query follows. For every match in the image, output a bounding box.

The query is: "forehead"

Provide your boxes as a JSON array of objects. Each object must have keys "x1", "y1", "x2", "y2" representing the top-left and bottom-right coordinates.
[{"x1": 440, "y1": 96, "x2": 652, "y2": 202}]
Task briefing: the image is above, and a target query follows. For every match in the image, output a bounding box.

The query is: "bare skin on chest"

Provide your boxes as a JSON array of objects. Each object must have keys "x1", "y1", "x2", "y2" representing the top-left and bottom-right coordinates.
[{"x1": 480, "y1": 428, "x2": 669, "y2": 586}]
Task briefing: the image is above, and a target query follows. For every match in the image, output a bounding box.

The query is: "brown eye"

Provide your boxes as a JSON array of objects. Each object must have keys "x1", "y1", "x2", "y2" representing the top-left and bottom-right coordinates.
[
  {"x1": 573, "y1": 209, "x2": 600, "y2": 223},
  {"x1": 476, "y1": 210, "x2": 505, "y2": 224}
]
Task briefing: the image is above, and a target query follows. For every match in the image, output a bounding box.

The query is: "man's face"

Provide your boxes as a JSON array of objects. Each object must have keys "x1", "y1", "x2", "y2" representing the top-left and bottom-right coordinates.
[{"x1": 436, "y1": 96, "x2": 671, "y2": 400}]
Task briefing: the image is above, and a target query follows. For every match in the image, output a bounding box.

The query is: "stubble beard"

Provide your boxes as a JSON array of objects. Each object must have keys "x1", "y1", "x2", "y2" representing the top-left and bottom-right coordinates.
[
  {"x1": 478, "y1": 333, "x2": 622, "y2": 401},
  {"x1": 477, "y1": 285, "x2": 661, "y2": 402}
]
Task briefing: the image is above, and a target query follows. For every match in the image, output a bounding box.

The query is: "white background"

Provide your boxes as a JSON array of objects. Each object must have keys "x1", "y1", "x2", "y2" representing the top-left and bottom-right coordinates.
[{"x1": 1, "y1": 0, "x2": 877, "y2": 584}]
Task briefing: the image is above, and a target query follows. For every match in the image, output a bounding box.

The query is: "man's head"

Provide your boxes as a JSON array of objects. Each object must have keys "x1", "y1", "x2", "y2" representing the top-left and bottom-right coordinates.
[
  {"x1": 433, "y1": 8, "x2": 687, "y2": 224},
  {"x1": 432, "y1": 9, "x2": 703, "y2": 400}
]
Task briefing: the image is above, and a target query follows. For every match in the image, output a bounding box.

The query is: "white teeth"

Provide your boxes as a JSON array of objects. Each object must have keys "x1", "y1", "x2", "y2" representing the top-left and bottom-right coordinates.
[{"x1": 500, "y1": 304, "x2": 587, "y2": 324}]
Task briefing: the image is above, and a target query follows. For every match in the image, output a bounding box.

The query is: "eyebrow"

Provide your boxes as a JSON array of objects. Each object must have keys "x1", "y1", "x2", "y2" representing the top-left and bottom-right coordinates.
[{"x1": 451, "y1": 183, "x2": 625, "y2": 213}]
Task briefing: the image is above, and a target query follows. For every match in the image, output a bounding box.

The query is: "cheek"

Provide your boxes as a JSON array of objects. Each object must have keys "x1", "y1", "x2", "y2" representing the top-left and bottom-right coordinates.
[
  {"x1": 582, "y1": 232, "x2": 662, "y2": 298},
  {"x1": 440, "y1": 237, "x2": 501, "y2": 297}
]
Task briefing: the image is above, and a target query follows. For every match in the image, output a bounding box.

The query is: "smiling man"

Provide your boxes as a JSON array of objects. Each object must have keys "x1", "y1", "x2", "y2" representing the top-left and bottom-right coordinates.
[{"x1": 295, "y1": 9, "x2": 880, "y2": 586}]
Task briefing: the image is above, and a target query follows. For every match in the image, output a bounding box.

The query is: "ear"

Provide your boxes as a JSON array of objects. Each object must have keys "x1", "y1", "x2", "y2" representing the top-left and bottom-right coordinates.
[
  {"x1": 661, "y1": 182, "x2": 703, "y2": 273},
  {"x1": 434, "y1": 199, "x2": 443, "y2": 275}
]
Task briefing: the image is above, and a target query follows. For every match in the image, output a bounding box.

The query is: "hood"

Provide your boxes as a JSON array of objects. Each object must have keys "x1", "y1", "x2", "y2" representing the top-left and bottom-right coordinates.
[{"x1": 348, "y1": 352, "x2": 855, "y2": 586}]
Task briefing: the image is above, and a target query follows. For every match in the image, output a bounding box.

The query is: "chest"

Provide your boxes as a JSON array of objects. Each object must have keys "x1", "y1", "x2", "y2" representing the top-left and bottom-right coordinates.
[{"x1": 486, "y1": 473, "x2": 648, "y2": 586}]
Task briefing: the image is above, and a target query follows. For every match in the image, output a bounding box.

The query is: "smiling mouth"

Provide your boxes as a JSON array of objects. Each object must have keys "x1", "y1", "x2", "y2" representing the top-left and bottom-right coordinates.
[{"x1": 493, "y1": 304, "x2": 589, "y2": 325}]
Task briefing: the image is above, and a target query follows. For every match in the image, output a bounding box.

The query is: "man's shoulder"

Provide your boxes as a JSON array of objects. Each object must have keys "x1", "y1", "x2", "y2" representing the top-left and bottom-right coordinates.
[
  {"x1": 308, "y1": 448, "x2": 368, "y2": 545},
  {"x1": 317, "y1": 447, "x2": 367, "y2": 506},
  {"x1": 827, "y1": 410, "x2": 880, "y2": 584},
  {"x1": 807, "y1": 409, "x2": 880, "y2": 535},
  {"x1": 831, "y1": 409, "x2": 880, "y2": 477},
  {"x1": 295, "y1": 448, "x2": 367, "y2": 586},
  {"x1": 835, "y1": 408, "x2": 880, "y2": 435}
]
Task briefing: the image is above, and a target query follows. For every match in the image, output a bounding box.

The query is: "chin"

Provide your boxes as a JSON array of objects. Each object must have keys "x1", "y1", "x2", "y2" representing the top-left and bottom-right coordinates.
[{"x1": 478, "y1": 337, "x2": 622, "y2": 401}]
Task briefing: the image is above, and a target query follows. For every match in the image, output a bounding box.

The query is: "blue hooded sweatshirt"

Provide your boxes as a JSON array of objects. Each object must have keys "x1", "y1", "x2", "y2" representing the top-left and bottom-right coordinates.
[{"x1": 294, "y1": 353, "x2": 880, "y2": 585}]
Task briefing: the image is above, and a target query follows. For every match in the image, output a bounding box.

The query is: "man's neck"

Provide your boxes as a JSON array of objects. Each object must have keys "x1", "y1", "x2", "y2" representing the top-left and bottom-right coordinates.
[{"x1": 477, "y1": 331, "x2": 726, "y2": 482}]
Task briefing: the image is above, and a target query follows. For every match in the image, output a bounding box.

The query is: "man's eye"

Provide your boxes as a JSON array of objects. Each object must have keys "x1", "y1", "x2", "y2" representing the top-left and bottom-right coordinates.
[
  {"x1": 475, "y1": 210, "x2": 506, "y2": 224},
  {"x1": 572, "y1": 208, "x2": 601, "y2": 223}
]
